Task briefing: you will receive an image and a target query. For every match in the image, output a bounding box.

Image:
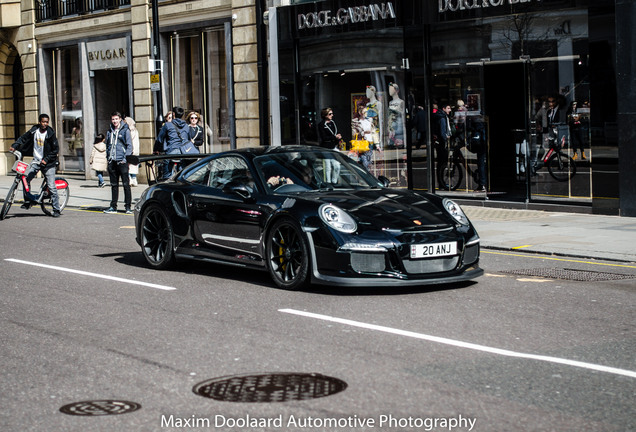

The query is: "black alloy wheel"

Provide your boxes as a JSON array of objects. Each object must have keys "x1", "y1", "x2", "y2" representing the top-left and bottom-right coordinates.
[
  {"x1": 1, "y1": 179, "x2": 19, "y2": 220},
  {"x1": 266, "y1": 218, "x2": 310, "y2": 290},
  {"x1": 140, "y1": 204, "x2": 175, "y2": 269}
]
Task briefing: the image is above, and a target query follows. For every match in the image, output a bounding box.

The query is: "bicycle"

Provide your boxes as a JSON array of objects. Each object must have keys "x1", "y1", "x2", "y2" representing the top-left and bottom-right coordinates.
[
  {"x1": 1, "y1": 151, "x2": 70, "y2": 220},
  {"x1": 436, "y1": 135, "x2": 480, "y2": 191},
  {"x1": 530, "y1": 125, "x2": 576, "y2": 181}
]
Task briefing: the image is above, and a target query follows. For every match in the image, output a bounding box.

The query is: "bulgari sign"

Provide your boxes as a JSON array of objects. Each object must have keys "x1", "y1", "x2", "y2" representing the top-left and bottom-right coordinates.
[
  {"x1": 297, "y1": 2, "x2": 395, "y2": 30},
  {"x1": 439, "y1": 0, "x2": 532, "y2": 13},
  {"x1": 85, "y1": 38, "x2": 128, "y2": 70}
]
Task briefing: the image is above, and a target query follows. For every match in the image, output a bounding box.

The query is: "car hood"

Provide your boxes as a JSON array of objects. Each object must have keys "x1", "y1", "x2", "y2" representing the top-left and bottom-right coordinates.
[{"x1": 301, "y1": 189, "x2": 454, "y2": 231}]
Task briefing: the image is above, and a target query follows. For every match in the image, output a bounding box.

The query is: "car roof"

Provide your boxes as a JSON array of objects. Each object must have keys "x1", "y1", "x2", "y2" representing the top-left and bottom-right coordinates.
[{"x1": 219, "y1": 145, "x2": 326, "y2": 161}]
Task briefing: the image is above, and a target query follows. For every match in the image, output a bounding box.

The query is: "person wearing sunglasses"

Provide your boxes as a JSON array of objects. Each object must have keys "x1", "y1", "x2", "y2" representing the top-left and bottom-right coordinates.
[
  {"x1": 317, "y1": 107, "x2": 342, "y2": 184},
  {"x1": 187, "y1": 111, "x2": 203, "y2": 149}
]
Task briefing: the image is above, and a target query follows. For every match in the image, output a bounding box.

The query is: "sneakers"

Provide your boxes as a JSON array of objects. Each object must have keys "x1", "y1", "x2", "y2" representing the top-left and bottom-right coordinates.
[
  {"x1": 20, "y1": 202, "x2": 32, "y2": 210},
  {"x1": 98, "y1": 182, "x2": 105, "y2": 188},
  {"x1": 103, "y1": 207, "x2": 117, "y2": 214},
  {"x1": 52, "y1": 210, "x2": 61, "y2": 218},
  {"x1": 125, "y1": 208, "x2": 133, "y2": 215},
  {"x1": 473, "y1": 185, "x2": 487, "y2": 192}
]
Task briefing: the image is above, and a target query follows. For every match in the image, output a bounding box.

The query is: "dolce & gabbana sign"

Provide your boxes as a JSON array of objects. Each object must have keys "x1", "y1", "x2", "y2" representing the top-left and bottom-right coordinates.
[
  {"x1": 297, "y1": 2, "x2": 395, "y2": 30},
  {"x1": 86, "y1": 38, "x2": 128, "y2": 70},
  {"x1": 439, "y1": 0, "x2": 532, "y2": 13}
]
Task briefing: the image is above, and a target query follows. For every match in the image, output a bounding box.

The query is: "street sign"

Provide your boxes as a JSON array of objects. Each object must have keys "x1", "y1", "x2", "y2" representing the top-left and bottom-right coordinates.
[{"x1": 150, "y1": 74, "x2": 160, "y2": 91}]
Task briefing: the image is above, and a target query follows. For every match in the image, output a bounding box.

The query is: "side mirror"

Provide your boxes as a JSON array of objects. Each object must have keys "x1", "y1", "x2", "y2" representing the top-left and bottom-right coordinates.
[
  {"x1": 223, "y1": 181, "x2": 254, "y2": 200},
  {"x1": 377, "y1": 175, "x2": 391, "y2": 187}
]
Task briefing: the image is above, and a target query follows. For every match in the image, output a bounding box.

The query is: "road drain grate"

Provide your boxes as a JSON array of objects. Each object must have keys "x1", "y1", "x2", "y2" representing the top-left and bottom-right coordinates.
[
  {"x1": 59, "y1": 400, "x2": 141, "y2": 416},
  {"x1": 193, "y1": 373, "x2": 347, "y2": 402},
  {"x1": 504, "y1": 268, "x2": 636, "y2": 281}
]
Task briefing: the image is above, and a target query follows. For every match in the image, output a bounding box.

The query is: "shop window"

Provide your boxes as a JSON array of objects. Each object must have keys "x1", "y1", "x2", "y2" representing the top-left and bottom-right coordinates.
[
  {"x1": 429, "y1": 7, "x2": 593, "y2": 203},
  {"x1": 46, "y1": 46, "x2": 84, "y2": 172},
  {"x1": 300, "y1": 71, "x2": 408, "y2": 188},
  {"x1": 170, "y1": 28, "x2": 231, "y2": 153}
]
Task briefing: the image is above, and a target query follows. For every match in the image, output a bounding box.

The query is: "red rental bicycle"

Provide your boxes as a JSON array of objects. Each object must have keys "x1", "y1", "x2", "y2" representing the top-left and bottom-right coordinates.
[{"x1": 0, "y1": 151, "x2": 70, "y2": 220}]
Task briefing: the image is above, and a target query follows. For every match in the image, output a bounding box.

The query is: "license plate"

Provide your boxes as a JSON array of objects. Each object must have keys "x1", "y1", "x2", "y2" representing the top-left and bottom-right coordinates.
[
  {"x1": 12, "y1": 160, "x2": 29, "y2": 174},
  {"x1": 410, "y1": 242, "x2": 457, "y2": 259}
]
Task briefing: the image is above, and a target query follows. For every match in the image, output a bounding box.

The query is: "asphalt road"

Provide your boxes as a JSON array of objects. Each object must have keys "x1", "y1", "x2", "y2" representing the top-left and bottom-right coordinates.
[{"x1": 1, "y1": 207, "x2": 634, "y2": 432}]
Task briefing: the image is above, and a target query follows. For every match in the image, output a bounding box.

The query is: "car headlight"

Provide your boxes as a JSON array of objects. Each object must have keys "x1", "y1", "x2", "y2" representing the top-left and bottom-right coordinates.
[
  {"x1": 319, "y1": 204, "x2": 357, "y2": 233},
  {"x1": 443, "y1": 198, "x2": 469, "y2": 225}
]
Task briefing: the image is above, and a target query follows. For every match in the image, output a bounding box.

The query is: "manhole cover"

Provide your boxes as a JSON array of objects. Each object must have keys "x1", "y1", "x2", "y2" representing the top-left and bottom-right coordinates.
[
  {"x1": 503, "y1": 268, "x2": 636, "y2": 281},
  {"x1": 193, "y1": 373, "x2": 347, "y2": 402},
  {"x1": 59, "y1": 400, "x2": 142, "y2": 416}
]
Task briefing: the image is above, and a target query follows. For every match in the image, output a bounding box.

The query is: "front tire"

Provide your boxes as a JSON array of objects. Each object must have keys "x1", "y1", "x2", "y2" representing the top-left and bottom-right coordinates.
[
  {"x1": 1, "y1": 179, "x2": 19, "y2": 220},
  {"x1": 41, "y1": 179, "x2": 69, "y2": 216},
  {"x1": 437, "y1": 161, "x2": 463, "y2": 191},
  {"x1": 266, "y1": 218, "x2": 310, "y2": 290},
  {"x1": 140, "y1": 204, "x2": 175, "y2": 269}
]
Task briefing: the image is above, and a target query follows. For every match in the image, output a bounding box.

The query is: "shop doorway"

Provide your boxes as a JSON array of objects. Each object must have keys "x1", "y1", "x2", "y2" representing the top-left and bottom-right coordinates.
[
  {"x1": 483, "y1": 62, "x2": 527, "y2": 198},
  {"x1": 93, "y1": 69, "x2": 130, "y2": 135}
]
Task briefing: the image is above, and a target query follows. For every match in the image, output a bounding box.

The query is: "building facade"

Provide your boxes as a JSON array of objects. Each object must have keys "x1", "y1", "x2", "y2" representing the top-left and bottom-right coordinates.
[
  {"x1": 1, "y1": 0, "x2": 260, "y2": 179},
  {"x1": 2, "y1": 0, "x2": 635, "y2": 217},
  {"x1": 267, "y1": 0, "x2": 636, "y2": 216}
]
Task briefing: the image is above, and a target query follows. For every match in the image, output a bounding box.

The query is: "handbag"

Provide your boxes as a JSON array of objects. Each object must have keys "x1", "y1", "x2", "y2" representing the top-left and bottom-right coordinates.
[
  {"x1": 338, "y1": 139, "x2": 347, "y2": 151},
  {"x1": 350, "y1": 134, "x2": 370, "y2": 152}
]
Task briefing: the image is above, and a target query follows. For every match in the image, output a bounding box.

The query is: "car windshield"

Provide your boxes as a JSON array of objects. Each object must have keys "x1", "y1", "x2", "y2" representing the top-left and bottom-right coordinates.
[{"x1": 253, "y1": 148, "x2": 382, "y2": 193}]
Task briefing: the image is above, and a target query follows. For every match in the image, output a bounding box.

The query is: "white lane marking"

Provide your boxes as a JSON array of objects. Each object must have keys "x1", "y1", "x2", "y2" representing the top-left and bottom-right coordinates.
[
  {"x1": 279, "y1": 308, "x2": 636, "y2": 379},
  {"x1": 5, "y1": 258, "x2": 176, "y2": 291}
]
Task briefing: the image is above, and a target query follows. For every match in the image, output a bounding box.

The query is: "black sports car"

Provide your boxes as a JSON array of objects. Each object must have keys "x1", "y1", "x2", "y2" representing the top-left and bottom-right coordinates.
[{"x1": 134, "y1": 146, "x2": 482, "y2": 290}]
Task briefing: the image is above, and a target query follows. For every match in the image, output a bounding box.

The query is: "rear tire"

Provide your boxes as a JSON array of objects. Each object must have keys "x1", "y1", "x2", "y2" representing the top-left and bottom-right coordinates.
[
  {"x1": 41, "y1": 179, "x2": 69, "y2": 216},
  {"x1": 266, "y1": 218, "x2": 310, "y2": 290},
  {"x1": 140, "y1": 204, "x2": 175, "y2": 269},
  {"x1": 1, "y1": 180, "x2": 19, "y2": 220}
]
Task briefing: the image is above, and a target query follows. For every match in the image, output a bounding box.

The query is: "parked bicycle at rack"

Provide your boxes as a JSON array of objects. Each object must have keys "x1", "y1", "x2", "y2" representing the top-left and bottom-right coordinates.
[{"x1": 1, "y1": 150, "x2": 70, "y2": 220}]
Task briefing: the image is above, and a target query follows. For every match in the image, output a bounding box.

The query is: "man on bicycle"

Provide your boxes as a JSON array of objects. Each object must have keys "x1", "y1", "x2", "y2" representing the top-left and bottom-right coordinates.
[{"x1": 10, "y1": 113, "x2": 61, "y2": 217}]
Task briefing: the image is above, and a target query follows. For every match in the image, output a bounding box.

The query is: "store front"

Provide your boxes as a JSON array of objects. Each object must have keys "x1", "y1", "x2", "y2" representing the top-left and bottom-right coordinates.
[
  {"x1": 273, "y1": 2, "x2": 411, "y2": 186},
  {"x1": 272, "y1": 0, "x2": 620, "y2": 212},
  {"x1": 39, "y1": 36, "x2": 132, "y2": 175}
]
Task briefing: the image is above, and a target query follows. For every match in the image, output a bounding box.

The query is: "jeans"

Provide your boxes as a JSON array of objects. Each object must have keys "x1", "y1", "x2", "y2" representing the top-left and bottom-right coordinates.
[
  {"x1": 96, "y1": 171, "x2": 104, "y2": 185},
  {"x1": 160, "y1": 148, "x2": 181, "y2": 180},
  {"x1": 323, "y1": 158, "x2": 340, "y2": 183},
  {"x1": 107, "y1": 160, "x2": 131, "y2": 210},
  {"x1": 25, "y1": 163, "x2": 60, "y2": 212}
]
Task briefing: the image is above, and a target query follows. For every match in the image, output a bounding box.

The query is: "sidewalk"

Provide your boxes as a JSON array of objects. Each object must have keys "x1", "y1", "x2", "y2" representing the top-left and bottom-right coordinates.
[{"x1": 2, "y1": 175, "x2": 635, "y2": 263}]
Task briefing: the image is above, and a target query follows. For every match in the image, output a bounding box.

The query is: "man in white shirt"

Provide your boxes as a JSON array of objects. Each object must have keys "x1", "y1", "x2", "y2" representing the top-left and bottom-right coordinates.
[{"x1": 10, "y1": 114, "x2": 61, "y2": 217}]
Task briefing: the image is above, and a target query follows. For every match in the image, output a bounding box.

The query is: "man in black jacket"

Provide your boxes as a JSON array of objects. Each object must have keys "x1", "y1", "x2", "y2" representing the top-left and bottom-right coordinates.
[{"x1": 10, "y1": 113, "x2": 61, "y2": 217}]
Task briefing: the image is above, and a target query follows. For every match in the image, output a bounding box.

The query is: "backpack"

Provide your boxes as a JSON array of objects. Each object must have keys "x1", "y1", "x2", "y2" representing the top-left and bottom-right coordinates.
[{"x1": 174, "y1": 120, "x2": 199, "y2": 155}]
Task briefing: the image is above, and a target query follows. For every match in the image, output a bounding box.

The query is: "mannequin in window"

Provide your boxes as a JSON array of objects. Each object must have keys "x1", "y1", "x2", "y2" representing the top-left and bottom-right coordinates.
[
  {"x1": 365, "y1": 85, "x2": 382, "y2": 150},
  {"x1": 387, "y1": 82, "x2": 405, "y2": 149}
]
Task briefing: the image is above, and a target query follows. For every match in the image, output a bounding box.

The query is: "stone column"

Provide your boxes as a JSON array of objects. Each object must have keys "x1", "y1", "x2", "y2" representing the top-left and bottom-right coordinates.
[
  {"x1": 130, "y1": 0, "x2": 154, "y2": 157},
  {"x1": 232, "y1": 0, "x2": 260, "y2": 148}
]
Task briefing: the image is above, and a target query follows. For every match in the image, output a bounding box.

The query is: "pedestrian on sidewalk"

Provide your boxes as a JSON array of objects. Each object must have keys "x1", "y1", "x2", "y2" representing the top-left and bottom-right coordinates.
[
  {"x1": 9, "y1": 113, "x2": 62, "y2": 217},
  {"x1": 124, "y1": 116, "x2": 141, "y2": 186},
  {"x1": 103, "y1": 111, "x2": 133, "y2": 214},
  {"x1": 89, "y1": 133, "x2": 107, "y2": 188}
]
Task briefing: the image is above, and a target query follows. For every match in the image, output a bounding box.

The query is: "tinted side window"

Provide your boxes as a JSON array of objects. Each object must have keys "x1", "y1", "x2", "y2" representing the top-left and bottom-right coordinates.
[{"x1": 208, "y1": 156, "x2": 250, "y2": 189}]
